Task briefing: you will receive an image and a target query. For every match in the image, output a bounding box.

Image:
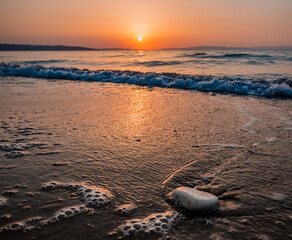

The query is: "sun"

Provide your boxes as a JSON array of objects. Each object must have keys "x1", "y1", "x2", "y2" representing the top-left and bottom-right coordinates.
[{"x1": 138, "y1": 36, "x2": 143, "y2": 41}]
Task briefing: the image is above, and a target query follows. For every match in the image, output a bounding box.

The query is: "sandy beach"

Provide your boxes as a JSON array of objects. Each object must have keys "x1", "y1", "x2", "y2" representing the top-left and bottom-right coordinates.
[{"x1": 0, "y1": 76, "x2": 291, "y2": 239}]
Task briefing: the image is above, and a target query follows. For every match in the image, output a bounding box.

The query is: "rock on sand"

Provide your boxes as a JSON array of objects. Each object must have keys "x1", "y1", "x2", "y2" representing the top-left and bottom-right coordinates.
[{"x1": 170, "y1": 187, "x2": 218, "y2": 211}]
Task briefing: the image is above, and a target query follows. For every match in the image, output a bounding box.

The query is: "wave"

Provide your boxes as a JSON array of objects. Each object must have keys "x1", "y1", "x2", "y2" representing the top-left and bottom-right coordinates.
[
  {"x1": 181, "y1": 53, "x2": 207, "y2": 57},
  {"x1": 220, "y1": 53, "x2": 272, "y2": 59},
  {"x1": 0, "y1": 62, "x2": 292, "y2": 98},
  {"x1": 180, "y1": 53, "x2": 290, "y2": 61},
  {"x1": 13, "y1": 60, "x2": 68, "y2": 65},
  {"x1": 245, "y1": 60, "x2": 276, "y2": 65},
  {"x1": 100, "y1": 54, "x2": 127, "y2": 58},
  {"x1": 134, "y1": 60, "x2": 182, "y2": 67}
]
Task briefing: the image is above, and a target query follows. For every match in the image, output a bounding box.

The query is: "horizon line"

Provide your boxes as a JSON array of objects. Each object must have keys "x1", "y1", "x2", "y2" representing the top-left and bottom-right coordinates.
[{"x1": 1, "y1": 43, "x2": 292, "y2": 51}]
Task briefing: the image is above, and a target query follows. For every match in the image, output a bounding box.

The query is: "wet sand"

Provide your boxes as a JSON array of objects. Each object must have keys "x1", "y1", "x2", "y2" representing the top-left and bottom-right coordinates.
[{"x1": 0, "y1": 76, "x2": 291, "y2": 239}]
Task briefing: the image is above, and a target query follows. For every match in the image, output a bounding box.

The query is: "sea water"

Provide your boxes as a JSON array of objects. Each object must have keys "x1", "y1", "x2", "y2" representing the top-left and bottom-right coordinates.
[
  {"x1": 0, "y1": 50, "x2": 291, "y2": 240},
  {"x1": 0, "y1": 49, "x2": 292, "y2": 97}
]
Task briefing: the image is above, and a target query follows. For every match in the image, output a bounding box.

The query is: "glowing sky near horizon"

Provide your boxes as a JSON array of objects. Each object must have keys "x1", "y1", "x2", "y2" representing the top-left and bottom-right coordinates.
[{"x1": 0, "y1": 0, "x2": 291, "y2": 49}]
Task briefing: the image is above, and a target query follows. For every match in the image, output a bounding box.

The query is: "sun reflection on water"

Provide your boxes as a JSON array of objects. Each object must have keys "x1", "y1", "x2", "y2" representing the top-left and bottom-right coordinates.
[{"x1": 127, "y1": 88, "x2": 149, "y2": 134}]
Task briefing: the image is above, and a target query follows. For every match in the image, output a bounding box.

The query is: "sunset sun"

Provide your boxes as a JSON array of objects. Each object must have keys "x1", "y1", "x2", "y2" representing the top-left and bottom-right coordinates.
[{"x1": 138, "y1": 36, "x2": 143, "y2": 42}]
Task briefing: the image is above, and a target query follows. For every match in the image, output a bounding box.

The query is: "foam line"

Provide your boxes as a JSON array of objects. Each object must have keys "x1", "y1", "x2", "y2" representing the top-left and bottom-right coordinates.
[{"x1": 1, "y1": 62, "x2": 292, "y2": 98}]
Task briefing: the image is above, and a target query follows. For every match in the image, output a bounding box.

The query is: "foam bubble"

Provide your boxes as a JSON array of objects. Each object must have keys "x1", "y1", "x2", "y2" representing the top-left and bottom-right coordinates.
[
  {"x1": 115, "y1": 203, "x2": 137, "y2": 215},
  {"x1": 116, "y1": 211, "x2": 184, "y2": 238},
  {"x1": 42, "y1": 181, "x2": 113, "y2": 207},
  {"x1": 0, "y1": 142, "x2": 45, "y2": 158},
  {"x1": 0, "y1": 143, "x2": 43, "y2": 152},
  {"x1": 40, "y1": 205, "x2": 93, "y2": 226},
  {"x1": 0, "y1": 205, "x2": 94, "y2": 233},
  {"x1": 4, "y1": 151, "x2": 25, "y2": 158},
  {"x1": 13, "y1": 137, "x2": 37, "y2": 143},
  {"x1": 0, "y1": 204, "x2": 96, "y2": 233},
  {"x1": 42, "y1": 181, "x2": 82, "y2": 190},
  {"x1": 0, "y1": 217, "x2": 42, "y2": 233}
]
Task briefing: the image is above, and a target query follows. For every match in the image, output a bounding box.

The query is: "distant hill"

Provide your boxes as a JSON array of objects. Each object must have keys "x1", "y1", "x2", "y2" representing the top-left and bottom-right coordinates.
[
  {"x1": 161, "y1": 46, "x2": 292, "y2": 51},
  {"x1": 0, "y1": 44, "x2": 131, "y2": 51},
  {"x1": 0, "y1": 44, "x2": 97, "y2": 51}
]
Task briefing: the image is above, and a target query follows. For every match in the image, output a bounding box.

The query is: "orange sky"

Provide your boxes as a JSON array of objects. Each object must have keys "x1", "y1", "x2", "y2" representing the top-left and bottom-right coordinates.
[{"x1": 0, "y1": 0, "x2": 291, "y2": 49}]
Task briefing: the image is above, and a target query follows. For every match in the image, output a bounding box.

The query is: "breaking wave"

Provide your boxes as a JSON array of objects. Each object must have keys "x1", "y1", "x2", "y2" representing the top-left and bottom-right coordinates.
[{"x1": 0, "y1": 62, "x2": 292, "y2": 98}]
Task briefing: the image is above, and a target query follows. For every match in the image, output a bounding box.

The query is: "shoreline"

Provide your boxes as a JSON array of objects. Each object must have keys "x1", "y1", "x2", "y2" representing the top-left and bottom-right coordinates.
[
  {"x1": 0, "y1": 76, "x2": 291, "y2": 239},
  {"x1": 1, "y1": 62, "x2": 292, "y2": 98}
]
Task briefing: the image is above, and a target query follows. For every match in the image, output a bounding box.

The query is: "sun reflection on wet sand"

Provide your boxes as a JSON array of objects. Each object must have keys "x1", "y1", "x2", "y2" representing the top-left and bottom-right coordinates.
[{"x1": 119, "y1": 88, "x2": 154, "y2": 143}]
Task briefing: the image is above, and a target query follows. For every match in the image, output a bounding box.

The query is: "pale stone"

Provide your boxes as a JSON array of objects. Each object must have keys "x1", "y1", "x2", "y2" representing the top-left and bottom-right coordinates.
[{"x1": 171, "y1": 187, "x2": 218, "y2": 210}]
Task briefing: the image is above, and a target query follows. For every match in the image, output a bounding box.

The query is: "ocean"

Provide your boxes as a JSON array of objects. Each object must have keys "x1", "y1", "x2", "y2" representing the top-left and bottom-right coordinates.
[
  {"x1": 0, "y1": 50, "x2": 291, "y2": 240},
  {"x1": 0, "y1": 49, "x2": 292, "y2": 97}
]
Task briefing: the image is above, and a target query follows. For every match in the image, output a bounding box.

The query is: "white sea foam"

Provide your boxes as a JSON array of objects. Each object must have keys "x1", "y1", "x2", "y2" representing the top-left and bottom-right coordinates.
[
  {"x1": 0, "y1": 142, "x2": 44, "y2": 151},
  {"x1": 0, "y1": 217, "x2": 43, "y2": 232},
  {"x1": 0, "y1": 206, "x2": 93, "y2": 232},
  {"x1": 115, "y1": 203, "x2": 137, "y2": 215},
  {"x1": 0, "y1": 181, "x2": 111, "y2": 233},
  {"x1": 1, "y1": 62, "x2": 292, "y2": 98},
  {"x1": 116, "y1": 211, "x2": 184, "y2": 238},
  {"x1": 40, "y1": 205, "x2": 93, "y2": 226},
  {"x1": 42, "y1": 181, "x2": 113, "y2": 207}
]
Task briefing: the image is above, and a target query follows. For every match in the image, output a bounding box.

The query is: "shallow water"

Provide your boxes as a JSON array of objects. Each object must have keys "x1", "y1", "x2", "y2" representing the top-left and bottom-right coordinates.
[{"x1": 0, "y1": 76, "x2": 291, "y2": 239}]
